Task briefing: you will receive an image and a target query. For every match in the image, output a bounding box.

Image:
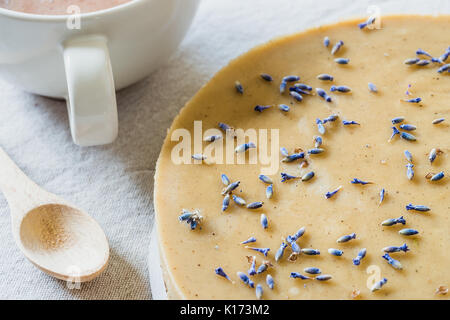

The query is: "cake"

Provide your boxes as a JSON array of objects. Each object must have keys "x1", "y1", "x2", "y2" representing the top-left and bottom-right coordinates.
[{"x1": 154, "y1": 15, "x2": 449, "y2": 299}]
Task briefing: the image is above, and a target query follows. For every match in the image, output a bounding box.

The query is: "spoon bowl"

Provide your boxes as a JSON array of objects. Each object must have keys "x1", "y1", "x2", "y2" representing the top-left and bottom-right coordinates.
[{"x1": 19, "y1": 204, "x2": 109, "y2": 282}]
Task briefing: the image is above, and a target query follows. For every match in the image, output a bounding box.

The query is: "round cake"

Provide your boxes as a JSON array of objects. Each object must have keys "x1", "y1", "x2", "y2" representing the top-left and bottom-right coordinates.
[{"x1": 154, "y1": 15, "x2": 449, "y2": 300}]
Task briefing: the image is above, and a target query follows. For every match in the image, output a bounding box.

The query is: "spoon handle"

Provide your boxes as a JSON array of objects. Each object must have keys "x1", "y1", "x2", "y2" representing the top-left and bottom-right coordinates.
[{"x1": 0, "y1": 147, "x2": 51, "y2": 221}]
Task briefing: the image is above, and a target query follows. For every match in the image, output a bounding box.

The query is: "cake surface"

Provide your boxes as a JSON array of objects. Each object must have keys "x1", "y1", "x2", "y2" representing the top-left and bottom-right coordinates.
[{"x1": 154, "y1": 15, "x2": 449, "y2": 300}]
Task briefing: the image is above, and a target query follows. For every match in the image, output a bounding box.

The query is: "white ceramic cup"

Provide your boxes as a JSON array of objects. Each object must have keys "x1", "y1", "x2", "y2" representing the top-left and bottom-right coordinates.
[{"x1": 0, "y1": 0, "x2": 200, "y2": 146}]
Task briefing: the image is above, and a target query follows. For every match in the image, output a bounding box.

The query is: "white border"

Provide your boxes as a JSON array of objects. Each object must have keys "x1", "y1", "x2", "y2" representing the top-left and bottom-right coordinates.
[{"x1": 148, "y1": 223, "x2": 168, "y2": 300}]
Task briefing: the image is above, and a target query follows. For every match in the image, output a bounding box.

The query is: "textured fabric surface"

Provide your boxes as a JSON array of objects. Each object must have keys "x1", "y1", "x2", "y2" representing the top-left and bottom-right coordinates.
[{"x1": 0, "y1": 0, "x2": 445, "y2": 300}]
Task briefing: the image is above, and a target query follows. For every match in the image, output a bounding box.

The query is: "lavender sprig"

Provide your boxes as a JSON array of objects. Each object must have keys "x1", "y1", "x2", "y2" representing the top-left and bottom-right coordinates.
[
  {"x1": 301, "y1": 171, "x2": 315, "y2": 182},
  {"x1": 221, "y1": 174, "x2": 231, "y2": 186},
  {"x1": 245, "y1": 247, "x2": 270, "y2": 256},
  {"x1": 382, "y1": 253, "x2": 403, "y2": 270},
  {"x1": 290, "y1": 272, "x2": 311, "y2": 280},
  {"x1": 192, "y1": 154, "x2": 207, "y2": 161},
  {"x1": 381, "y1": 216, "x2": 406, "y2": 226},
  {"x1": 266, "y1": 275, "x2": 274, "y2": 289},
  {"x1": 260, "y1": 214, "x2": 268, "y2": 229},
  {"x1": 388, "y1": 127, "x2": 400, "y2": 142},
  {"x1": 266, "y1": 184, "x2": 273, "y2": 199},
  {"x1": 351, "y1": 178, "x2": 372, "y2": 185},
  {"x1": 308, "y1": 148, "x2": 324, "y2": 155},
  {"x1": 353, "y1": 248, "x2": 367, "y2": 266},
  {"x1": 371, "y1": 278, "x2": 388, "y2": 292},
  {"x1": 406, "y1": 204, "x2": 430, "y2": 212},
  {"x1": 323, "y1": 114, "x2": 339, "y2": 123},
  {"x1": 317, "y1": 74, "x2": 334, "y2": 81},
  {"x1": 241, "y1": 237, "x2": 256, "y2": 245},
  {"x1": 416, "y1": 60, "x2": 430, "y2": 66},
  {"x1": 282, "y1": 153, "x2": 305, "y2": 162},
  {"x1": 222, "y1": 194, "x2": 230, "y2": 212},
  {"x1": 335, "y1": 58, "x2": 350, "y2": 64},
  {"x1": 432, "y1": 118, "x2": 445, "y2": 124},
  {"x1": 218, "y1": 122, "x2": 235, "y2": 136},
  {"x1": 235, "y1": 142, "x2": 256, "y2": 153},
  {"x1": 260, "y1": 73, "x2": 273, "y2": 82},
  {"x1": 215, "y1": 267, "x2": 232, "y2": 281},
  {"x1": 247, "y1": 202, "x2": 263, "y2": 209},
  {"x1": 343, "y1": 120, "x2": 360, "y2": 125},
  {"x1": 325, "y1": 186, "x2": 342, "y2": 199},
  {"x1": 430, "y1": 171, "x2": 445, "y2": 181},
  {"x1": 232, "y1": 195, "x2": 246, "y2": 206},
  {"x1": 404, "y1": 150, "x2": 413, "y2": 162},
  {"x1": 281, "y1": 172, "x2": 298, "y2": 182},
  {"x1": 301, "y1": 248, "x2": 320, "y2": 255},
  {"x1": 178, "y1": 209, "x2": 203, "y2": 230},
  {"x1": 402, "y1": 97, "x2": 422, "y2": 103},
  {"x1": 235, "y1": 81, "x2": 244, "y2": 94},
  {"x1": 337, "y1": 233, "x2": 356, "y2": 243},
  {"x1": 400, "y1": 124, "x2": 416, "y2": 131},
  {"x1": 358, "y1": 16, "x2": 376, "y2": 29},
  {"x1": 383, "y1": 244, "x2": 409, "y2": 253},
  {"x1": 237, "y1": 271, "x2": 255, "y2": 288},
  {"x1": 404, "y1": 58, "x2": 420, "y2": 65},
  {"x1": 286, "y1": 235, "x2": 301, "y2": 254},
  {"x1": 379, "y1": 188, "x2": 386, "y2": 205},
  {"x1": 316, "y1": 275, "x2": 333, "y2": 281},
  {"x1": 290, "y1": 86, "x2": 311, "y2": 96},
  {"x1": 204, "y1": 135, "x2": 222, "y2": 142},
  {"x1": 259, "y1": 175, "x2": 273, "y2": 184},
  {"x1": 248, "y1": 256, "x2": 256, "y2": 276},
  {"x1": 368, "y1": 82, "x2": 378, "y2": 92},
  {"x1": 316, "y1": 118, "x2": 326, "y2": 134},
  {"x1": 291, "y1": 88, "x2": 304, "y2": 100},
  {"x1": 429, "y1": 148, "x2": 437, "y2": 163},
  {"x1": 400, "y1": 132, "x2": 417, "y2": 141},
  {"x1": 416, "y1": 48, "x2": 432, "y2": 58},
  {"x1": 256, "y1": 261, "x2": 272, "y2": 275},
  {"x1": 278, "y1": 104, "x2": 290, "y2": 112},
  {"x1": 437, "y1": 64, "x2": 450, "y2": 73},
  {"x1": 294, "y1": 83, "x2": 312, "y2": 91},
  {"x1": 222, "y1": 181, "x2": 240, "y2": 195},
  {"x1": 406, "y1": 163, "x2": 414, "y2": 180},
  {"x1": 391, "y1": 117, "x2": 405, "y2": 124},
  {"x1": 292, "y1": 227, "x2": 306, "y2": 241},
  {"x1": 328, "y1": 248, "x2": 344, "y2": 256},
  {"x1": 280, "y1": 147, "x2": 289, "y2": 157},
  {"x1": 275, "y1": 242, "x2": 288, "y2": 262},
  {"x1": 316, "y1": 88, "x2": 332, "y2": 102},
  {"x1": 331, "y1": 40, "x2": 344, "y2": 55},
  {"x1": 255, "y1": 284, "x2": 263, "y2": 300},
  {"x1": 280, "y1": 75, "x2": 300, "y2": 93},
  {"x1": 254, "y1": 105, "x2": 272, "y2": 112},
  {"x1": 330, "y1": 85, "x2": 351, "y2": 93},
  {"x1": 304, "y1": 267, "x2": 321, "y2": 275},
  {"x1": 314, "y1": 136, "x2": 323, "y2": 148},
  {"x1": 399, "y1": 228, "x2": 419, "y2": 236}
]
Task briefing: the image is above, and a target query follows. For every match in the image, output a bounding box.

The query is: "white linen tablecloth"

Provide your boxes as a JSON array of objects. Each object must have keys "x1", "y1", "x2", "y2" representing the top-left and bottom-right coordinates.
[{"x1": 0, "y1": 0, "x2": 445, "y2": 300}]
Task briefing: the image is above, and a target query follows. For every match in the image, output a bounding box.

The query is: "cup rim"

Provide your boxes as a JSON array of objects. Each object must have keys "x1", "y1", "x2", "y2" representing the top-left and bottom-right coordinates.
[{"x1": 0, "y1": 0, "x2": 146, "y2": 21}]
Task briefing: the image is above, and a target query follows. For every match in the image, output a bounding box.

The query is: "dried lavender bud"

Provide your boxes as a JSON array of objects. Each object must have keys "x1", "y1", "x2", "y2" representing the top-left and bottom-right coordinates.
[
  {"x1": 260, "y1": 73, "x2": 273, "y2": 81},
  {"x1": 215, "y1": 267, "x2": 232, "y2": 281},
  {"x1": 331, "y1": 40, "x2": 344, "y2": 55}
]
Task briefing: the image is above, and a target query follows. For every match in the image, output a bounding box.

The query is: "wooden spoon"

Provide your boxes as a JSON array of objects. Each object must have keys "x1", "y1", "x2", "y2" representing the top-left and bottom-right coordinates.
[{"x1": 0, "y1": 147, "x2": 109, "y2": 282}]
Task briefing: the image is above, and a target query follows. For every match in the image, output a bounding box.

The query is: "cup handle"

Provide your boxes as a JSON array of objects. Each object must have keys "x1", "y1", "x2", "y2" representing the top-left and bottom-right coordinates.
[{"x1": 63, "y1": 35, "x2": 118, "y2": 146}]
